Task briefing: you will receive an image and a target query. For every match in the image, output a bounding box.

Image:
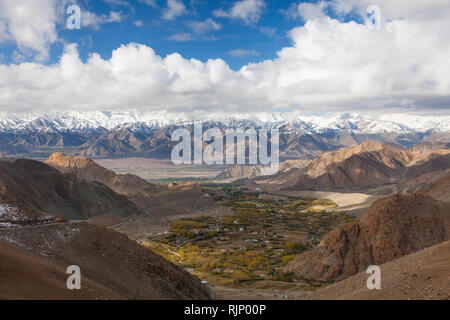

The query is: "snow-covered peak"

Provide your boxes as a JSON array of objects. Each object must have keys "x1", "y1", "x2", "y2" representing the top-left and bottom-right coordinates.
[
  {"x1": 293, "y1": 113, "x2": 414, "y2": 134},
  {"x1": 0, "y1": 111, "x2": 449, "y2": 134},
  {"x1": 379, "y1": 114, "x2": 450, "y2": 133},
  {"x1": 0, "y1": 110, "x2": 178, "y2": 132}
]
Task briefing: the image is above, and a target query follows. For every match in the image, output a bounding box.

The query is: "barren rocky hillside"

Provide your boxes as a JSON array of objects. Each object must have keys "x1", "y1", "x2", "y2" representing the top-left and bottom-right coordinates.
[
  {"x1": 0, "y1": 155, "x2": 213, "y2": 300},
  {"x1": 0, "y1": 158, "x2": 143, "y2": 221},
  {"x1": 284, "y1": 179, "x2": 450, "y2": 282},
  {"x1": 0, "y1": 223, "x2": 211, "y2": 300},
  {"x1": 409, "y1": 141, "x2": 450, "y2": 155},
  {"x1": 216, "y1": 160, "x2": 311, "y2": 180},
  {"x1": 44, "y1": 153, "x2": 232, "y2": 239},
  {"x1": 420, "y1": 174, "x2": 450, "y2": 202},
  {"x1": 304, "y1": 240, "x2": 450, "y2": 300},
  {"x1": 46, "y1": 152, "x2": 162, "y2": 196},
  {"x1": 262, "y1": 141, "x2": 450, "y2": 192}
]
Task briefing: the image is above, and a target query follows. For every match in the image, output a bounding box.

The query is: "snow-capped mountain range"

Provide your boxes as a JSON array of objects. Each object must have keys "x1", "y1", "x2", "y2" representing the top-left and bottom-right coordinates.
[
  {"x1": 0, "y1": 110, "x2": 449, "y2": 159},
  {"x1": 0, "y1": 111, "x2": 449, "y2": 134}
]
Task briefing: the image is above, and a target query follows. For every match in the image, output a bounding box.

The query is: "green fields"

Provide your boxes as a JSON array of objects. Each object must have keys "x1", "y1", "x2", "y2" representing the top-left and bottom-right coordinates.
[{"x1": 142, "y1": 186, "x2": 357, "y2": 287}]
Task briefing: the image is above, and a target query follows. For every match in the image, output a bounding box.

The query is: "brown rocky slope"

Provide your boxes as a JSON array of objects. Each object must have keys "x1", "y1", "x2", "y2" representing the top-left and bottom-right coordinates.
[
  {"x1": 0, "y1": 158, "x2": 143, "y2": 221},
  {"x1": 0, "y1": 223, "x2": 211, "y2": 300},
  {"x1": 45, "y1": 152, "x2": 228, "y2": 220},
  {"x1": 304, "y1": 240, "x2": 450, "y2": 300},
  {"x1": 284, "y1": 189, "x2": 450, "y2": 282},
  {"x1": 0, "y1": 156, "x2": 213, "y2": 300},
  {"x1": 43, "y1": 153, "x2": 232, "y2": 240},
  {"x1": 420, "y1": 174, "x2": 450, "y2": 202},
  {"x1": 265, "y1": 140, "x2": 450, "y2": 192},
  {"x1": 45, "y1": 152, "x2": 161, "y2": 196},
  {"x1": 45, "y1": 152, "x2": 220, "y2": 216},
  {"x1": 0, "y1": 239, "x2": 122, "y2": 300}
]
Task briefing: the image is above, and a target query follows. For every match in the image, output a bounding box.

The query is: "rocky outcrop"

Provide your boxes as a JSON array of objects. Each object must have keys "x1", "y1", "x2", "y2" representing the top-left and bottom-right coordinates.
[
  {"x1": 284, "y1": 193, "x2": 450, "y2": 281},
  {"x1": 216, "y1": 165, "x2": 264, "y2": 180},
  {"x1": 216, "y1": 160, "x2": 311, "y2": 181},
  {"x1": 45, "y1": 152, "x2": 161, "y2": 196}
]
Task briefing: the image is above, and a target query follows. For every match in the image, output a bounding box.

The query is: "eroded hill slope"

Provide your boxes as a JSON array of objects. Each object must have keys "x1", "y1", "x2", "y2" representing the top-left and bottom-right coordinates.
[
  {"x1": 284, "y1": 189, "x2": 450, "y2": 281},
  {"x1": 0, "y1": 158, "x2": 143, "y2": 221},
  {"x1": 0, "y1": 223, "x2": 211, "y2": 300}
]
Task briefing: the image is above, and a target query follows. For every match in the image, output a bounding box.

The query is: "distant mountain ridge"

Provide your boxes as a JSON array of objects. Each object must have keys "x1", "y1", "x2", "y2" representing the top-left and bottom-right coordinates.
[
  {"x1": 258, "y1": 140, "x2": 450, "y2": 193},
  {"x1": 1, "y1": 111, "x2": 450, "y2": 133},
  {"x1": 1, "y1": 111, "x2": 449, "y2": 159}
]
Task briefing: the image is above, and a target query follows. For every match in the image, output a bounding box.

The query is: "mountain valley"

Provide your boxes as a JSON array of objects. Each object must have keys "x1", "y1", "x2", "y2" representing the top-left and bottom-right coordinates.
[{"x1": 1, "y1": 135, "x2": 449, "y2": 300}]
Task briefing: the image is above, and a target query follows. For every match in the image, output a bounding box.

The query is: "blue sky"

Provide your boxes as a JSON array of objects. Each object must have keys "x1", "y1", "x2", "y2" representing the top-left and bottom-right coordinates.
[
  {"x1": 1, "y1": 0, "x2": 354, "y2": 70},
  {"x1": 0, "y1": 0, "x2": 448, "y2": 116}
]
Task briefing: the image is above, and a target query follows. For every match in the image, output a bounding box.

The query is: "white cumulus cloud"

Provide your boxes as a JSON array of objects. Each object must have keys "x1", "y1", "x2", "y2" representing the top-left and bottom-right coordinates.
[
  {"x1": 214, "y1": 0, "x2": 266, "y2": 25},
  {"x1": 138, "y1": 0, "x2": 157, "y2": 7},
  {"x1": 81, "y1": 11, "x2": 123, "y2": 30},
  {"x1": 228, "y1": 49, "x2": 260, "y2": 58},
  {"x1": 287, "y1": 1, "x2": 327, "y2": 21},
  {"x1": 0, "y1": 0, "x2": 59, "y2": 61},
  {"x1": 163, "y1": 0, "x2": 187, "y2": 20},
  {"x1": 187, "y1": 18, "x2": 221, "y2": 34},
  {"x1": 0, "y1": 0, "x2": 449, "y2": 117}
]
